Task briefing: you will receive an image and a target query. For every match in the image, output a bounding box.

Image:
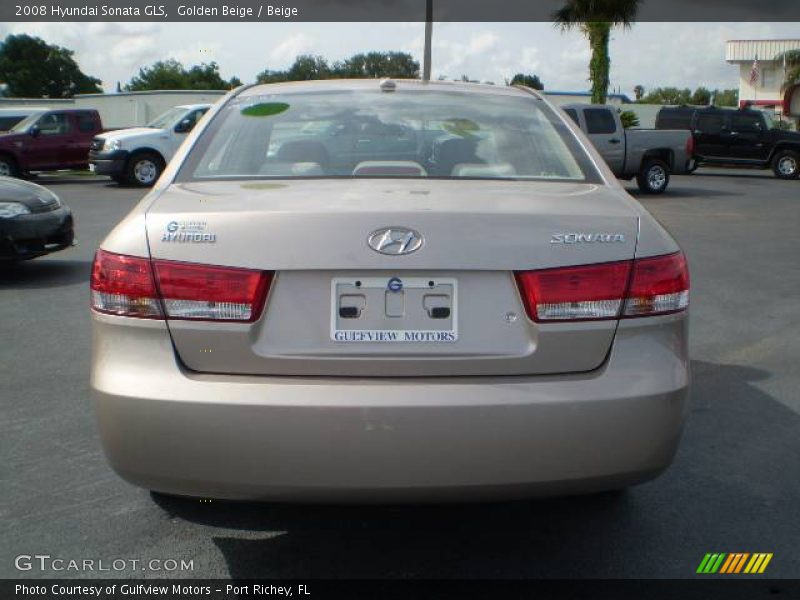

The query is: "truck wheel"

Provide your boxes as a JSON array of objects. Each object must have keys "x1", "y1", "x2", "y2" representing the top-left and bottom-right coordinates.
[
  {"x1": 637, "y1": 159, "x2": 670, "y2": 194},
  {"x1": 125, "y1": 152, "x2": 164, "y2": 187},
  {"x1": 772, "y1": 150, "x2": 799, "y2": 180},
  {"x1": 0, "y1": 155, "x2": 19, "y2": 178}
]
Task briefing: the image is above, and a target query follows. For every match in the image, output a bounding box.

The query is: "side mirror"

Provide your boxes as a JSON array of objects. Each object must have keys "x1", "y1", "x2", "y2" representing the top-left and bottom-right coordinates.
[
  {"x1": 174, "y1": 119, "x2": 193, "y2": 134},
  {"x1": 29, "y1": 125, "x2": 40, "y2": 138}
]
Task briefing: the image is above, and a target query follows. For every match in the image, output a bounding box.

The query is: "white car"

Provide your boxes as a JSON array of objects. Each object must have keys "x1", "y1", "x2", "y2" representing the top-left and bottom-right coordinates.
[{"x1": 88, "y1": 104, "x2": 211, "y2": 186}]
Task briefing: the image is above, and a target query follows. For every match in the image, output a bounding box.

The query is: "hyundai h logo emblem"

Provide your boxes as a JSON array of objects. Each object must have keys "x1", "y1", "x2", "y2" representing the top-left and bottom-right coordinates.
[{"x1": 368, "y1": 228, "x2": 423, "y2": 255}]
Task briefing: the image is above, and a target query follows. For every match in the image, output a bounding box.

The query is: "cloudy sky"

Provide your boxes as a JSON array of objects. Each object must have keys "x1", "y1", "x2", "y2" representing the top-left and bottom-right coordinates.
[{"x1": 2, "y1": 21, "x2": 798, "y2": 95}]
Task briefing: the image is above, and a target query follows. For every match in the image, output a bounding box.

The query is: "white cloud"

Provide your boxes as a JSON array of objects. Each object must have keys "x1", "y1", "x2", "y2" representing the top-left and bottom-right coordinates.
[{"x1": 269, "y1": 33, "x2": 315, "y2": 66}]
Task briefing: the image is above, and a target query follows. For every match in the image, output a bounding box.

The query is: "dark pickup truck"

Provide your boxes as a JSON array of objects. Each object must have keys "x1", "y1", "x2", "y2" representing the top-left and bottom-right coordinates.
[
  {"x1": 656, "y1": 106, "x2": 800, "y2": 179},
  {"x1": 0, "y1": 109, "x2": 102, "y2": 178}
]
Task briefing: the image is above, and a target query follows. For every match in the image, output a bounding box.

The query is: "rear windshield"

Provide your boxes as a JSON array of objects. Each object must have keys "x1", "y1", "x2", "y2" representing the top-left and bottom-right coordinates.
[{"x1": 178, "y1": 89, "x2": 599, "y2": 182}]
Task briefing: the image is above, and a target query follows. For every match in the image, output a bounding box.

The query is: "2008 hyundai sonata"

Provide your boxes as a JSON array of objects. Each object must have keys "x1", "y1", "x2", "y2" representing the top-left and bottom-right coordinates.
[{"x1": 90, "y1": 79, "x2": 689, "y2": 502}]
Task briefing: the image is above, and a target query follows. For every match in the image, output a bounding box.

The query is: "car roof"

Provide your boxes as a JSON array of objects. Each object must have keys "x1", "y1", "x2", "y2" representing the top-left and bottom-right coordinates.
[{"x1": 239, "y1": 79, "x2": 542, "y2": 99}]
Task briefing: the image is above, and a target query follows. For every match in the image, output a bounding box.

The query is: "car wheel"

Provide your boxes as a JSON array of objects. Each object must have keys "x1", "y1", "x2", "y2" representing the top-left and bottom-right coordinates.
[
  {"x1": 125, "y1": 152, "x2": 164, "y2": 187},
  {"x1": 772, "y1": 150, "x2": 800, "y2": 180},
  {"x1": 637, "y1": 159, "x2": 670, "y2": 194},
  {"x1": 0, "y1": 155, "x2": 19, "y2": 178}
]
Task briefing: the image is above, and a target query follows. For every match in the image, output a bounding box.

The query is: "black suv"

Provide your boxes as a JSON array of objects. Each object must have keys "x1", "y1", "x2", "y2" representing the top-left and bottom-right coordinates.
[{"x1": 656, "y1": 106, "x2": 800, "y2": 179}]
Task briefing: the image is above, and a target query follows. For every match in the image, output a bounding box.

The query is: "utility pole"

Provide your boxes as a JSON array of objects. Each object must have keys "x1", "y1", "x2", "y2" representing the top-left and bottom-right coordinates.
[{"x1": 423, "y1": 0, "x2": 432, "y2": 81}]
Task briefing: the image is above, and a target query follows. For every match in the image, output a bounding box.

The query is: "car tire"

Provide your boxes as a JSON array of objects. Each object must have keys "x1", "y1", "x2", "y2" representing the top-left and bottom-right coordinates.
[
  {"x1": 772, "y1": 150, "x2": 800, "y2": 180},
  {"x1": 124, "y1": 152, "x2": 164, "y2": 187},
  {"x1": 0, "y1": 154, "x2": 19, "y2": 178},
  {"x1": 637, "y1": 159, "x2": 670, "y2": 194}
]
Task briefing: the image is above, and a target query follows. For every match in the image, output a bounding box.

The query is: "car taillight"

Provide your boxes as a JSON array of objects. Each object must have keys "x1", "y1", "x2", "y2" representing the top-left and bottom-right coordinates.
[
  {"x1": 153, "y1": 260, "x2": 270, "y2": 322},
  {"x1": 90, "y1": 250, "x2": 272, "y2": 322},
  {"x1": 622, "y1": 252, "x2": 689, "y2": 317},
  {"x1": 90, "y1": 250, "x2": 162, "y2": 318},
  {"x1": 514, "y1": 252, "x2": 689, "y2": 322},
  {"x1": 514, "y1": 261, "x2": 632, "y2": 321},
  {"x1": 686, "y1": 135, "x2": 695, "y2": 156}
]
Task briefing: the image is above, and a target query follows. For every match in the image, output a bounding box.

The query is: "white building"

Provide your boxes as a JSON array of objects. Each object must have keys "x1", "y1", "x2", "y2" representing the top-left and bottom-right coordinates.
[{"x1": 726, "y1": 39, "x2": 800, "y2": 122}]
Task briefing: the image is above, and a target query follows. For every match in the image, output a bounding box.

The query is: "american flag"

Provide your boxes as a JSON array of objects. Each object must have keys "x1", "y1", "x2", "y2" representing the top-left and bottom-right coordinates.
[{"x1": 749, "y1": 55, "x2": 760, "y2": 87}]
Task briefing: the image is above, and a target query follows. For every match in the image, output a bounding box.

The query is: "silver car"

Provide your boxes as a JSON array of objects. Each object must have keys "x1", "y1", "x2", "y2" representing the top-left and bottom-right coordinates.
[{"x1": 90, "y1": 80, "x2": 690, "y2": 502}]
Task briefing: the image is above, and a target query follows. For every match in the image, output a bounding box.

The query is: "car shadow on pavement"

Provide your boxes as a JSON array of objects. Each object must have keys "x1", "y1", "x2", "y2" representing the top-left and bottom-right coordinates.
[
  {"x1": 151, "y1": 359, "x2": 800, "y2": 579},
  {"x1": 627, "y1": 186, "x2": 741, "y2": 199},
  {"x1": 30, "y1": 176, "x2": 111, "y2": 186},
  {"x1": 689, "y1": 170, "x2": 776, "y2": 180},
  {"x1": 0, "y1": 259, "x2": 90, "y2": 289}
]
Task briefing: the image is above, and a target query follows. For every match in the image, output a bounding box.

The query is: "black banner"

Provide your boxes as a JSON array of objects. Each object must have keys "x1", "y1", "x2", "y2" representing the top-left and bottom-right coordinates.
[
  {"x1": 4, "y1": 579, "x2": 800, "y2": 600},
  {"x1": 2, "y1": 0, "x2": 798, "y2": 22}
]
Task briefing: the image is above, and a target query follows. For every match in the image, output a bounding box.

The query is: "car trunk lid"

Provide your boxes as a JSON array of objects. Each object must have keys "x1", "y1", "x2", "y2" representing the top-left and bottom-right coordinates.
[{"x1": 145, "y1": 178, "x2": 639, "y2": 376}]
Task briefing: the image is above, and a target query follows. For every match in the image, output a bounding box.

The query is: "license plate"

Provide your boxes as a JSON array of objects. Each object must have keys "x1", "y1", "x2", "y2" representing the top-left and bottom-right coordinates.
[{"x1": 331, "y1": 276, "x2": 457, "y2": 343}]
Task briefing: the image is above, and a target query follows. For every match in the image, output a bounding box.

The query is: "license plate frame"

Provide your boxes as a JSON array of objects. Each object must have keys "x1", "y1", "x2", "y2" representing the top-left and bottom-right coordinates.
[{"x1": 330, "y1": 276, "x2": 458, "y2": 343}]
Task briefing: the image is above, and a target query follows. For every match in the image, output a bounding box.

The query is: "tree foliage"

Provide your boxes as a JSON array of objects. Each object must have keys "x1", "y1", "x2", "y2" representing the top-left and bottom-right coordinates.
[
  {"x1": 256, "y1": 51, "x2": 419, "y2": 84},
  {"x1": 633, "y1": 84, "x2": 645, "y2": 100},
  {"x1": 509, "y1": 73, "x2": 544, "y2": 90},
  {"x1": 0, "y1": 34, "x2": 102, "y2": 98},
  {"x1": 335, "y1": 52, "x2": 420, "y2": 79},
  {"x1": 778, "y1": 49, "x2": 800, "y2": 91},
  {"x1": 618, "y1": 109, "x2": 640, "y2": 128},
  {"x1": 639, "y1": 86, "x2": 738, "y2": 107},
  {"x1": 554, "y1": 0, "x2": 642, "y2": 104},
  {"x1": 125, "y1": 59, "x2": 240, "y2": 91}
]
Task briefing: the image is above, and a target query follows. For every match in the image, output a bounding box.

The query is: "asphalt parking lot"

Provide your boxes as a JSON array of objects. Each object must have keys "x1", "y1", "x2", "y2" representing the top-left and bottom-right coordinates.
[{"x1": 1, "y1": 170, "x2": 799, "y2": 580}]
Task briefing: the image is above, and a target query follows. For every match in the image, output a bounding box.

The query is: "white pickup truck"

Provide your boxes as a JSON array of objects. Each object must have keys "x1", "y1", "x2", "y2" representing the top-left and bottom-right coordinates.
[
  {"x1": 88, "y1": 104, "x2": 211, "y2": 186},
  {"x1": 562, "y1": 104, "x2": 694, "y2": 194}
]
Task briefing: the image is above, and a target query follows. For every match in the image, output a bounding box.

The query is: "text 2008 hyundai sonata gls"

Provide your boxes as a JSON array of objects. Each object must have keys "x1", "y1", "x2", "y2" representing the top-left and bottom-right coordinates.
[{"x1": 90, "y1": 79, "x2": 689, "y2": 502}]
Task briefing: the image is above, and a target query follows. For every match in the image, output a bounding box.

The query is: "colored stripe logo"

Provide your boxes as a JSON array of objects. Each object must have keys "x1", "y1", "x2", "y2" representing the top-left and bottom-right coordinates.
[{"x1": 696, "y1": 553, "x2": 773, "y2": 574}]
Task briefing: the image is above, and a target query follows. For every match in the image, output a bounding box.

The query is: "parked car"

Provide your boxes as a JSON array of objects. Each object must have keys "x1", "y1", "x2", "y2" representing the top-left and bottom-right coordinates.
[
  {"x1": 88, "y1": 104, "x2": 212, "y2": 187},
  {"x1": 0, "y1": 109, "x2": 102, "y2": 178},
  {"x1": 656, "y1": 106, "x2": 800, "y2": 179},
  {"x1": 90, "y1": 80, "x2": 690, "y2": 502},
  {"x1": 0, "y1": 107, "x2": 45, "y2": 133},
  {"x1": 0, "y1": 176, "x2": 74, "y2": 260},
  {"x1": 563, "y1": 104, "x2": 694, "y2": 194}
]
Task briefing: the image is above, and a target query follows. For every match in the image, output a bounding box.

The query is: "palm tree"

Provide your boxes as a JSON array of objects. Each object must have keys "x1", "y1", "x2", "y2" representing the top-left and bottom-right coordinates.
[{"x1": 554, "y1": 0, "x2": 641, "y2": 104}]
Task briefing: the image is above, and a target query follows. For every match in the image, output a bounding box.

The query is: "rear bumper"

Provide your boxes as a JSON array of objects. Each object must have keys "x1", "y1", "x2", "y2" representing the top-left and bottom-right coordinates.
[
  {"x1": 0, "y1": 206, "x2": 74, "y2": 260},
  {"x1": 91, "y1": 314, "x2": 690, "y2": 502}
]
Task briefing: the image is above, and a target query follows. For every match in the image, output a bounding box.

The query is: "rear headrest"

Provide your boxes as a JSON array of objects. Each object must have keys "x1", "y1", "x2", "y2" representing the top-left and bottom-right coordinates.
[
  {"x1": 430, "y1": 136, "x2": 484, "y2": 176},
  {"x1": 258, "y1": 162, "x2": 325, "y2": 176},
  {"x1": 352, "y1": 161, "x2": 427, "y2": 177},
  {"x1": 451, "y1": 163, "x2": 517, "y2": 178}
]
